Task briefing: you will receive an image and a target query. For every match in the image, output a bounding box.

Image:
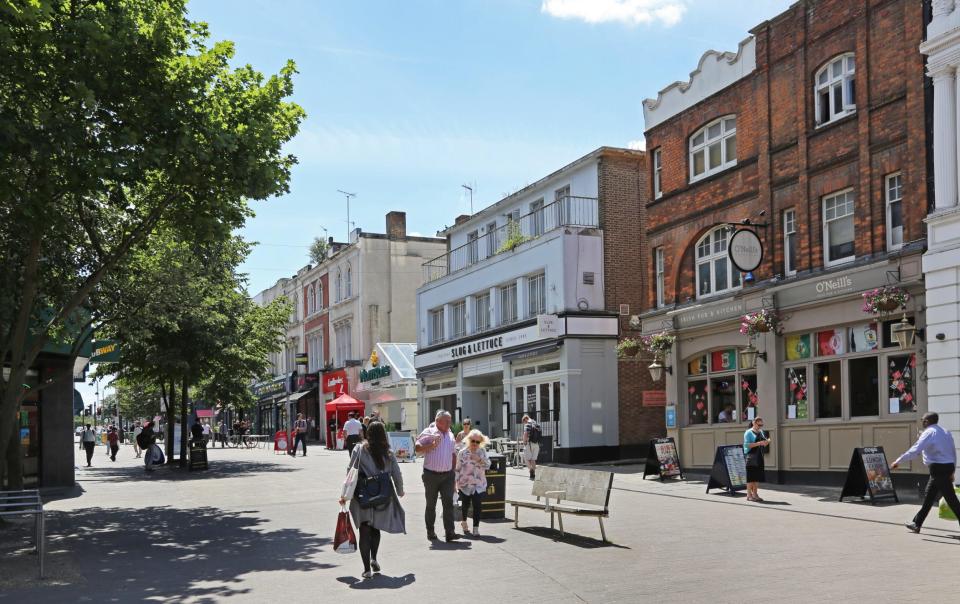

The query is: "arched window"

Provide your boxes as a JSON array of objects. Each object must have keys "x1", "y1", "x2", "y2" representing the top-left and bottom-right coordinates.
[
  {"x1": 335, "y1": 270, "x2": 342, "y2": 303},
  {"x1": 689, "y1": 115, "x2": 736, "y2": 182},
  {"x1": 695, "y1": 226, "x2": 741, "y2": 298},
  {"x1": 345, "y1": 264, "x2": 352, "y2": 298},
  {"x1": 317, "y1": 282, "x2": 324, "y2": 309},
  {"x1": 815, "y1": 54, "x2": 855, "y2": 126},
  {"x1": 307, "y1": 284, "x2": 315, "y2": 314}
]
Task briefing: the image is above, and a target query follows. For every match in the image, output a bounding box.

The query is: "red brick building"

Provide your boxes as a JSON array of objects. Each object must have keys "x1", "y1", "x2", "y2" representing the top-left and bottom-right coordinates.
[{"x1": 640, "y1": 0, "x2": 931, "y2": 484}]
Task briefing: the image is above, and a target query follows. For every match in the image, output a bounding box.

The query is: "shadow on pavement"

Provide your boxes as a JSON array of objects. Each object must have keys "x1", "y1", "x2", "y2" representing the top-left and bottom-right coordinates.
[
  {"x1": 74, "y1": 459, "x2": 298, "y2": 482},
  {"x1": 513, "y1": 526, "x2": 630, "y2": 549},
  {"x1": 0, "y1": 505, "x2": 331, "y2": 601},
  {"x1": 337, "y1": 573, "x2": 416, "y2": 589}
]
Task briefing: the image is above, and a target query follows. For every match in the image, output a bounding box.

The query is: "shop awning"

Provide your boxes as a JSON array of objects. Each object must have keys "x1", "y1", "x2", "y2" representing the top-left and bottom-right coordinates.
[
  {"x1": 417, "y1": 362, "x2": 458, "y2": 377},
  {"x1": 501, "y1": 340, "x2": 562, "y2": 362},
  {"x1": 195, "y1": 409, "x2": 215, "y2": 418},
  {"x1": 288, "y1": 390, "x2": 313, "y2": 402}
]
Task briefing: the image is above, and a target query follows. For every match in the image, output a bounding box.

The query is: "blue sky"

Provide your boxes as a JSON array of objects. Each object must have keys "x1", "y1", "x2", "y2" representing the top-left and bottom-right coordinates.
[{"x1": 184, "y1": 0, "x2": 795, "y2": 295}]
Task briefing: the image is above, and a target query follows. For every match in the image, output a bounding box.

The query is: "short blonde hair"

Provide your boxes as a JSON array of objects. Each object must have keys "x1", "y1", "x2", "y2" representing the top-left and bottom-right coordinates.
[{"x1": 464, "y1": 429, "x2": 489, "y2": 448}]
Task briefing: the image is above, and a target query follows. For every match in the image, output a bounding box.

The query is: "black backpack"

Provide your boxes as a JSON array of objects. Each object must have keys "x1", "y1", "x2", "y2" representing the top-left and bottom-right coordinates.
[{"x1": 527, "y1": 423, "x2": 542, "y2": 444}]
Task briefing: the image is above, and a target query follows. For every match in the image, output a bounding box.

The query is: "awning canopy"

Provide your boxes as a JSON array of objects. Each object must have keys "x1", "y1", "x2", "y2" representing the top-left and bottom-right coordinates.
[
  {"x1": 325, "y1": 394, "x2": 365, "y2": 412},
  {"x1": 288, "y1": 390, "x2": 314, "y2": 402},
  {"x1": 195, "y1": 409, "x2": 215, "y2": 418},
  {"x1": 501, "y1": 340, "x2": 562, "y2": 362}
]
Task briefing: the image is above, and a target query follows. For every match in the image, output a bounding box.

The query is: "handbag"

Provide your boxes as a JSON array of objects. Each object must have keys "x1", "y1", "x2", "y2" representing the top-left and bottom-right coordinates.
[
  {"x1": 341, "y1": 449, "x2": 360, "y2": 501},
  {"x1": 334, "y1": 505, "x2": 357, "y2": 554},
  {"x1": 939, "y1": 486, "x2": 960, "y2": 521}
]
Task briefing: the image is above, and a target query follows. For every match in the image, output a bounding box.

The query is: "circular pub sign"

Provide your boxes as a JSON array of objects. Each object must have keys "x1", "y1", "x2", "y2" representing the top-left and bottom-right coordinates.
[{"x1": 728, "y1": 228, "x2": 763, "y2": 272}]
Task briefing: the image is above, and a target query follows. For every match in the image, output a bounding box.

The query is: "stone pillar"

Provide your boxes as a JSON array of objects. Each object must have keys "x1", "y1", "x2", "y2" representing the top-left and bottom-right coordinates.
[
  {"x1": 932, "y1": 67, "x2": 958, "y2": 210},
  {"x1": 465, "y1": 294, "x2": 476, "y2": 334}
]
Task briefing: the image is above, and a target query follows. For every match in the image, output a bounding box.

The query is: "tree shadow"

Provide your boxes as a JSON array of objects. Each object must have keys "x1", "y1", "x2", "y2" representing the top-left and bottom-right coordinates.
[
  {"x1": 336, "y1": 573, "x2": 416, "y2": 589},
  {"x1": 75, "y1": 459, "x2": 298, "y2": 482},
  {"x1": 0, "y1": 505, "x2": 332, "y2": 601}
]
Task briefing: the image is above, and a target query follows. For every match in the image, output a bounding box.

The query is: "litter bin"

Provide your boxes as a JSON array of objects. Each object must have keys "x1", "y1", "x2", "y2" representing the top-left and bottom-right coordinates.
[{"x1": 482, "y1": 453, "x2": 506, "y2": 519}]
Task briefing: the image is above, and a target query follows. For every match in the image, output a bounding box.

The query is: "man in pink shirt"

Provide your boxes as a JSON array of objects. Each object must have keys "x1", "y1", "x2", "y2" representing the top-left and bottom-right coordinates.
[{"x1": 415, "y1": 410, "x2": 459, "y2": 542}]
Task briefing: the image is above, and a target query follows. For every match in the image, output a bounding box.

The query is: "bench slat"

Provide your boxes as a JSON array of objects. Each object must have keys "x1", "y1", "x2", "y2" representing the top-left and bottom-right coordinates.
[{"x1": 530, "y1": 466, "x2": 612, "y2": 508}]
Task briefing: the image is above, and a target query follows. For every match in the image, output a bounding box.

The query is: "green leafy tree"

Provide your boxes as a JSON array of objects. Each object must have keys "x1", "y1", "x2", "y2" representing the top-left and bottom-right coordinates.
[
  {"x1": 308, "y1": 237, "x2": 330, "y2": 265},
  {"x1": 0, "y1": 0, "x2": 304, "y2": 486}
]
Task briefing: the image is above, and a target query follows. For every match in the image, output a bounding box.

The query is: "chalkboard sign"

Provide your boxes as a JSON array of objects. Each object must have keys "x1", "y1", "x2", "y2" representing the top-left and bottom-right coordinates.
[
  {"x1": 643, "y1": 437, "x2": 683, "y2": 480},
  {"x1": 706, "y1": 445, "x2": 748, "y2": 494},
  {"x1": 839, "y1": 446, "x2": 898, "y2": 503},
  {"x1": 189, "y1": 442, "x2": 208, "y2": 471}
]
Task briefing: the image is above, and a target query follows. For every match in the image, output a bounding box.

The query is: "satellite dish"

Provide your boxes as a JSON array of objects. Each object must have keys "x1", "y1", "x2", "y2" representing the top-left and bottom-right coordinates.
[{"x1": 577, "y1": 298, "x2": 590, "y2": 311}]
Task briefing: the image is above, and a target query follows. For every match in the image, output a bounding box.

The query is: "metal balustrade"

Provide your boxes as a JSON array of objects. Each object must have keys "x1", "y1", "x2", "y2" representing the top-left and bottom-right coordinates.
[{"x1": 422, "y1": 196, "x2": 599, "y2": 283}]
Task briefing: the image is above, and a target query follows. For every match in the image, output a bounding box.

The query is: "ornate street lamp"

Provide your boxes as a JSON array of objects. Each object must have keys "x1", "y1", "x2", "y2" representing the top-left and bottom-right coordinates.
[
  {"x1": 648, "y1": 359, "x2": 672, "y2": 382},
  {"x1": 891, "y1": 314, "x2": 917, "y2": 350},
  {"x1": 739, "y1": 344, "x2": 767, "y2": 371}
]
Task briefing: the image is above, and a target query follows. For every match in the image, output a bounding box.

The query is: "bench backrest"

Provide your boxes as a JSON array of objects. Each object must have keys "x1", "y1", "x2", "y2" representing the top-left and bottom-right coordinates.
[{"x1": 532, "y1": 466, "x2": 613, "y2": 508}]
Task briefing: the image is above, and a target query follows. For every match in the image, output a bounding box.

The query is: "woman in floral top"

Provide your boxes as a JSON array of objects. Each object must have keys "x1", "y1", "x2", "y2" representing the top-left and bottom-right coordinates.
[{"x1": 455, "y1": 429, "x2": 491, "y2": 536}]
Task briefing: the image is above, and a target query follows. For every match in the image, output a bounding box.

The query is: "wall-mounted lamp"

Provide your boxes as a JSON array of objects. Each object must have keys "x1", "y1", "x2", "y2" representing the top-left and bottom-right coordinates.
[
  {"x1": 739, "y1": 344, "x2": 768, "y2": 370},
  {"x1": 648, "y1": 359, "x2": 673, "y2": 382},
  {"x1": 891, "y1": 314, "x2": 918, "y2": 350}
]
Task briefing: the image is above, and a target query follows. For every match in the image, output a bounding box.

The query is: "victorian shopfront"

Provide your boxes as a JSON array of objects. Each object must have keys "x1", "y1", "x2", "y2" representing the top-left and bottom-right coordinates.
[
  {"x1": 415, "y1": 314, "x2": 620, "y2": 464},
  {"x1": 251, "y1": 373, "x2": 293, "y2": 435},
  {"x1": 354, "y1": 343, "x2": 419, "y2": 432},
  {"x1": 643, "y1": 256, "x2": 928, "y2": 485}
]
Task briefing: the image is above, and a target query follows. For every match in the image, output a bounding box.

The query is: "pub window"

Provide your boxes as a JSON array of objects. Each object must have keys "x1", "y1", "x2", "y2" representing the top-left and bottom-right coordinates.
[
  {"x1": 684, "y1": 349, "x2": 751, "y2": 426},
  {"x1": 888, "y1": 354, "x2": 917, "y2": 414},
  {"x1": 822, "y1": 189, "x2": 855, "y2": 266},
  {"x1": 695, "y1": 226, "x2": 741, "y2": 298},
  {"x1": 783, "y1": 209, "x2": 797, "y2": 276},
  {"x1": 814, "y1": 360, "x2": 842, "y2": 418},
  {"x1": 689, "y1": 115, "x2": 736, "y2": 182},
  {"x1": 815, "y1": 54, "x2": 856, "y2": 126},
  {"x1": 849, "y1": 356, "x2": 879, "y2": 417},
  {"x1": 886, "y1": 172, "x2": 903, "y2": 251}
]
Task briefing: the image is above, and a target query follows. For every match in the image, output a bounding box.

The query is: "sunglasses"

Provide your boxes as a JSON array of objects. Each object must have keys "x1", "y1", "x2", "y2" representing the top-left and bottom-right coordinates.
[{"x1": 470, "y1": 440, "x2": 482, "y2": 444}]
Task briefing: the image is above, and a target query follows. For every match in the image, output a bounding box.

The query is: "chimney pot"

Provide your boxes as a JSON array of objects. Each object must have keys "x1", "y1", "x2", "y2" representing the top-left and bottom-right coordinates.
[{"x1": 386, "y1": 211, "x2": 407, "y2": 240}]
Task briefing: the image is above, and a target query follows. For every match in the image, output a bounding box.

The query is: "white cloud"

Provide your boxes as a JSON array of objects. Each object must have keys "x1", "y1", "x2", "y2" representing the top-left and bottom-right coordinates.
[
  {"x1": 627, "y1": 139, "x2": 646, "y2": 151},
  {"x1": 541, "y1": 0, "x2": 686, "y2": 27}
]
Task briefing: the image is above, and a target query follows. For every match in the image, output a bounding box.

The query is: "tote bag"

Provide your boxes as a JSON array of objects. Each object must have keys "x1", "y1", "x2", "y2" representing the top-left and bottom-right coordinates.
[{"x1": 333, "y1": 505, "x2": 357, "y2": 554}]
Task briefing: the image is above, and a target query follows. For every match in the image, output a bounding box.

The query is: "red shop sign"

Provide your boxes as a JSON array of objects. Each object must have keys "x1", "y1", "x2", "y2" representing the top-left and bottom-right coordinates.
[
  {"x1": 642, "y1": 390, "x2": 667, "y2": 407},
  {"x1": 323, "y1": 370, "x2": 349, "y2": 396}
]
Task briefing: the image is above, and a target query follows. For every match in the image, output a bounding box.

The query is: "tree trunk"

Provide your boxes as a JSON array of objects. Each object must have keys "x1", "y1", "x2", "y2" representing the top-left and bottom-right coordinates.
[
  {"x1": 165, "y1": 379, "x2": 176, "y2": 463},
  {"x1": 179, "y1": 381, "x2": 189, "y2": 468},
  {"x1": 2, "y1": 421, "x2": 23, "y2": 490}
]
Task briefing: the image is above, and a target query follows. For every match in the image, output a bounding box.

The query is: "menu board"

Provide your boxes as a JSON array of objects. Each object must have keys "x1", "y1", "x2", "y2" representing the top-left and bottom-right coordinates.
[
  {"x1": 189, "y1": 442, "x2": 208, "y2": 471},
  {"x1": 839, "y1": 446, "x2": 898, "y2": 503},
  {"x1": 644, "y1": 437, "x2": 683, "y2": 480},
  {"x1": 706, "y1": 445, "x2": 748, "y2": 494},
  {"x1": 388, "y1": 431, "x2": 416, "y2": 462}
]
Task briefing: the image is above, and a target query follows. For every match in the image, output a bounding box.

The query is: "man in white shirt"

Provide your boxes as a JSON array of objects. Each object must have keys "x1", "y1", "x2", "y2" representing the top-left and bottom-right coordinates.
[
  {"x1": 891, "y1": 412, "x2": 960, "y2": 534},
  {"x1": 343, "y1": 413, "x2": 364, "y2": 453}
]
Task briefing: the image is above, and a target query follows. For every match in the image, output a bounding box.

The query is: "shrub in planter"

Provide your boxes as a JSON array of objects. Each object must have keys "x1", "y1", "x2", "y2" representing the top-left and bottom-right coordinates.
[
  {"x1": 739, "y1": 309, "x2": 783, "y2": 338},
  {"x1": 616, "y1": 338, "x2": 640, "y2": 358},
  {"x1": 862, "y1": 286, "x2": 909, "y2": 315}
]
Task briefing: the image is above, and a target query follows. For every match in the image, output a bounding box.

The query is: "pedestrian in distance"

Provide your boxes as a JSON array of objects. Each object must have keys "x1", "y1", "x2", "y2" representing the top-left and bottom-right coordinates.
[
  {"x1": 79, "y1": 423, "x2": 96, "y2": 467},
  {"x1": 107, "y1": 426, "x2": 120, "y2": 462},
  {"x1": 344, "y1": 413, "x2": 364, "y2": 454},
  {"x1": 133, "y1": 424, "x2": 143, "y2": 458},
  {"x1": 521, "y1": 415, "x2": 542, "y2": 480},
  {"x1": 415, "y1": 410, "x2": 459, "y2": 542},
  {"x1": 339, "y1": 421, "x2": 405, "y2": 579},
  {"x1": 140, "y1": 421, "x2": 162, "y2": 472},
  {"x1": 891, "y1": 412, "x2": 960, "y2": 535},
  {"x1": 456, "y1": 428, "x2": 491, "y2": 536},
  {"x1": 290, "y1": 413, "x2": 308, "y2": 456},
  {"x1": 190, "y1": 420, "x2": 204, "y2": 447},
  {"x1": 743, "y1": 417, "x2": 771, "y2": 502},
  {"x1": 202, "y1": 420, "x2": 212, "y2": 445}
]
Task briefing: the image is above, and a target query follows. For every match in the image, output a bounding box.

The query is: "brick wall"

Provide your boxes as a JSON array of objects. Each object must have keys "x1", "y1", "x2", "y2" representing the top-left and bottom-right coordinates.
[
  {"x1": 643, "y1": 0, "x2": 929, "y2": 312},
  {"x1": 598, "y1": 151, "x2": 666, "y2": 452}
]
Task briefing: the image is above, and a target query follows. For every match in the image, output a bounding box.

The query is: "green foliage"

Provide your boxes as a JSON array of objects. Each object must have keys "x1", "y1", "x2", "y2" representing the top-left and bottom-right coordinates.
[
  {"x1": 309, "y1": 237, "x2": 330, "y2": 265},
  {"x1": 496, "y1": 221, "x2": 529, "y2": 254}
]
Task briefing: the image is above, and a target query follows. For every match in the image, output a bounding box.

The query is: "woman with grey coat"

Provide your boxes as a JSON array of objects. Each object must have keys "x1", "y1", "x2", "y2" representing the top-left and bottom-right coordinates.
[{"x1": 339, "y1": 421, "x2": 405, "y2": 578}]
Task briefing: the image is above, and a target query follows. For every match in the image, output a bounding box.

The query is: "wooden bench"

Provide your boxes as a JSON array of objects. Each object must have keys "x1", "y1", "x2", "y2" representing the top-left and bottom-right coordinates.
[
  {"x1": 0, "y1": 489, "x2": 45, "y2": 578},
  {"x1": 506, "y1": 466, "x2": 613, "y2": 542}
]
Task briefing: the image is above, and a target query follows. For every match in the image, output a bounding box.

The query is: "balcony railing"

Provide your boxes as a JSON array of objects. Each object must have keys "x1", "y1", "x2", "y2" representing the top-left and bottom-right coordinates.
[{"x1": 423, "y1": 195, "x2": 599, "y2": 283}]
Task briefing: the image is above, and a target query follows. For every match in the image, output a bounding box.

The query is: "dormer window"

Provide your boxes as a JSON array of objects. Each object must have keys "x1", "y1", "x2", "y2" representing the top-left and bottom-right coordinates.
[
  {"x1": 815, "y1": 54, "x2": 856, "y2": 126},
  {"x1": 690, "y1": 116, "x2": 736, "y2": 182}
]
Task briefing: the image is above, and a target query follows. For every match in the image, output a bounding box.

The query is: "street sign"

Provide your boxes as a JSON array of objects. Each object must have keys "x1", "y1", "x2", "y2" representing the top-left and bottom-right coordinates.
[
  {"x1": 728, "y1": 228, "x2": 763, "y2": 272},
  {"x1": 643, "y1": 437, "x2": 683, "y2": 481},
  {"x1": 706, "y1": 445, "x2": 748, "y2": 494}
]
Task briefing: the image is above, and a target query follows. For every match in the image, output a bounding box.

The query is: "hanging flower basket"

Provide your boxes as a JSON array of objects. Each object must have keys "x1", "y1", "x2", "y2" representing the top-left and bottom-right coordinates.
[
  {"x1": 616, "y1": 338, "x2": 640, "y2": 358},
  {"x1": 640, "y1": 331, "x2": 676, "y2": 360},
  {"x1": 739, "y1": 309, "x2": 783, "y2": 338},
  {"x1": 862, "y1": 286, "x2": 908, "y2": 315}
]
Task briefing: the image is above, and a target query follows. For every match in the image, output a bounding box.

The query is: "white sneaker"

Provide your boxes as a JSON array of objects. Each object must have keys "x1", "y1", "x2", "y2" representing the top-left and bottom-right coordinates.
[
  {"x1": 361, "y1": 571, "x2": 373, "y2": 579},
  {"x1": 473, "y1": 525, "x2": 480, "y2": 536}
]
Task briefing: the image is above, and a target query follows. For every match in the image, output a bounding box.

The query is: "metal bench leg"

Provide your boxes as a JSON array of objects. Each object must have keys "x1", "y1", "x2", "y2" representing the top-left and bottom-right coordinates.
[
  {"x1": 550, "y1": 511, "x2": 554, "y2": 530},
  {"x1": 557, "y1": 512, "x2": 564, "y2": 537},
  {"x1": 598, "y1": 517, "x2": 607, "y2": 543},
  {"x1": 514, "y1": 505, "x2": 519, "y2": 528}
]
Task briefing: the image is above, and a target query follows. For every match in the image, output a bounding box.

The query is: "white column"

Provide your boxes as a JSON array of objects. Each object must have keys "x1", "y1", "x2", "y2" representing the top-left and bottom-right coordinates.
[
  {"x1": 489, "y1": 287, "x2": 500, "y2": 327},
  {"x1": 516, "y1": 277, "x2": 528, "y2": 320},
  {"x1": 932, "y1": 67, "x2": 958, "y2": 210},
  {"x1": 465, "y1": 294, "x2": 476, "y2": 334}
]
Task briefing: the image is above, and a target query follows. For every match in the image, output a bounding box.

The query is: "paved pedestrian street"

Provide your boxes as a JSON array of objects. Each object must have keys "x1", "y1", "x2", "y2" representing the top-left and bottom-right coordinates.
[{"x1": 1, "y1": 443, "x2": 955, "y2": 603}]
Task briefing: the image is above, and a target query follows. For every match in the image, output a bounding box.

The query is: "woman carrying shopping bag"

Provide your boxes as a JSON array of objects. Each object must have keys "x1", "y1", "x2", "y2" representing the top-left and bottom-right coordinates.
[
  {"x1": 338, "y1": 421, "x2": 405, "y2": 579},
  {"x1": 456, "y1": 429, "x2": 491, "y2": 536}
]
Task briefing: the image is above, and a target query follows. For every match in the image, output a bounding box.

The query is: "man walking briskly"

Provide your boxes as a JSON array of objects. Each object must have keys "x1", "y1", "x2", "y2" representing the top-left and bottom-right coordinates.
[
  {"x1": 291, "y1": 413, "x2": 308, "y2": 456},
  {"x1": 107, "y1": 426, "x2": 120, "y2": 461},
  {"x1": 79, "y1": 424, "x2": 96, "y2": 467},
  {"x1": 415, "y1": 410, "x2": 459, "y2": 542},
  {"x1": 891, "y1": 412, "x2": 960, "y2": 534},
  {"x1": 521, "y1": 415, "x2": 541, "y2": 480},
  {"x1": 343, "y1": 413, "x2": 364, "y2": 453}
]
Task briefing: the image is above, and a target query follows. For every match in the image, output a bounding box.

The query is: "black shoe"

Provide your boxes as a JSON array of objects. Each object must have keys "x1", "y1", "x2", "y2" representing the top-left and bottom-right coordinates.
[
  {"x1": 427, "y1": 532, "x2": 439, "y2": 541},
  {"x1": 445, "y1": 533, "x2": 461, "y2": 542},
  {"x1": 905, "y1": 522, "x2": 921, "y2": 533}
]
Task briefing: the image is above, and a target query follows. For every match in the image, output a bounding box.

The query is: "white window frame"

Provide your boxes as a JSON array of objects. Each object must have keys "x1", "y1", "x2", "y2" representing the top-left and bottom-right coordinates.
[
  {"x1": 335, "y1": 270, "x2": 342, "y2": 303},
  {"x1": 500, "y1": 282, "x2": 518, "y2": 325},
  {"x1": 529, "y1": 199, "x2": 545, "y2": 237},
  {"x1": 822, "y1": 189, "x2": 856, "y2": 267},
  {"x1": 345, "y1": 264, "x2": 352, "y2": 298},
  {"x1": 467, "y1": 230, "x2": 479, "y2": 264},
  {"x1": 885, "y1": 172, "x2": 903, "y2": 251},
  {"x1": 815, "y1": 53, "x2": 856, "y2": 127},
  {"x1": 695, "y1": 226, "x2": 741, "y2": 299},
  {"x1": 317, "y1": 282, "x2": 324, "y2": 310},
  {"x1": 784, "y1": 209, "x2": 797, "y2": 277},
  {"x1": 429, "y1": 309, "x2": 444, "y2": 345},
  {"x1": 474, "y1": 293, "x2": 490, "y2": 333},
  {"x1": 451, "y1": 300, "x2": 466, "y2": 339},
  {"x1": 689, "y1": 115, "x2": 737, "y2": 182},
  {"x1": 654, "y1": 247, "x2": 665, "y2": 307},
  {"x1": 527, "y1": 272, "x2": 546, "y2": 317},
  {"x1": 653, "y1": 148, "x2": 662, "y2": 199},
  {"x1": 307, "y1": 284, "x2": 316, "y2": 315}
]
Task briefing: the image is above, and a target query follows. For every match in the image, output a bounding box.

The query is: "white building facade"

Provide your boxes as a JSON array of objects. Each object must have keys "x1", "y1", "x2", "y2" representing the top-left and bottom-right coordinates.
[
  {"x1": 415, "y1": 151, "x2": 624, "y2": 464},
  {"x1": 921, "y1": 0, "x2": 960, "y2": 466}
]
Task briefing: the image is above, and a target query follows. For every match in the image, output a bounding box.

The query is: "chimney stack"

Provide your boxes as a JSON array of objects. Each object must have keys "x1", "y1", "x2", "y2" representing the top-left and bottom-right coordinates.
[
  {"x1": 386, "y1": 211, "x2": 407, "y2": 240},
  {"x1": 454, "y1": 214, "x2": 471, "y2": 226}
]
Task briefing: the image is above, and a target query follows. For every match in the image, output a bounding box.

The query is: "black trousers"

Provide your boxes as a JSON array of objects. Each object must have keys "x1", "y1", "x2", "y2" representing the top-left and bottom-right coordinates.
[
  {"x1": 358, "y1": 522, "x2": 381, "y2": 573},
  {"x1": 294, "y1": 433, "x2": 307, "y2": 455},
  {"x1": 914, "y1": 462, "x2": 960, "y2": 527},
  {"x1": 459, "y1": 490, "x2": 484, "y2": 526},
  {"x1": 346, "y1": 434, "x2": 361, "y2": 454},
  {"x1": 82, "y1": 442, "x2": 95, "y2": 465},
  {"x1": 422, "y1": 469, "x2": 455, "y2": 536},
  {"x1": 109, "y1": 443, "x2": 119, "y2": 461}
]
